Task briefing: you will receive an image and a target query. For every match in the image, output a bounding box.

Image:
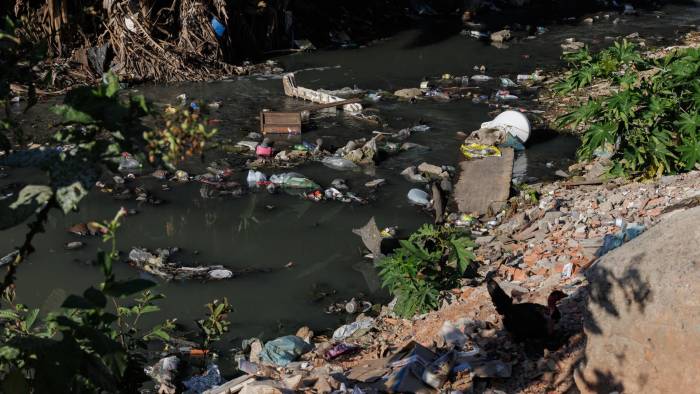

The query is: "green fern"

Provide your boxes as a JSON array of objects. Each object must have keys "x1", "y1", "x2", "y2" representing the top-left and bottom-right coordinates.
[
  {"x1": 557, "y1": 41, "x2": 700, "y2": 178},
  {"x1": 376, "y1": 225, "x2": 475, "y2": 318}
]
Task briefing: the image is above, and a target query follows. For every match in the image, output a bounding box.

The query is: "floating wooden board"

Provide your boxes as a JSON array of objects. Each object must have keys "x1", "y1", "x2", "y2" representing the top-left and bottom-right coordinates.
[
  {"x1": 260, "y1": 111, "x2": 301, "y2": 134},
  {"x1": 454, "y1": 147, "x2": 514, "y2": 215},
  {"x1": 283, "y1": 73, "x2": 363, "y2": 113}
]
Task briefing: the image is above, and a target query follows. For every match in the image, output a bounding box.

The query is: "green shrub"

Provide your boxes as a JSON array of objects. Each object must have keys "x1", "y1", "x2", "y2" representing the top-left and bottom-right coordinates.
[
  {"x1": 376, "y1": 225, "x2": 475, "y2": 318},
  {"x1": 557, "y1": 41, "x2": 700, "y2": 178}
]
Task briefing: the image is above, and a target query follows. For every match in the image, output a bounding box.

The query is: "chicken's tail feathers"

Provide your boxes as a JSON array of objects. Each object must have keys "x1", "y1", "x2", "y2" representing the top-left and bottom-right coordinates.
[{"x1": 486, "y1": 276, "x2": 512, "y2": 315}]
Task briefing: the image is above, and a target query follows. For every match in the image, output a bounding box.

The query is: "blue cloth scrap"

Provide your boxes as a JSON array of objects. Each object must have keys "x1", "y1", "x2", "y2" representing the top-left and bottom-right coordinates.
[
  {"x1": 260, "y1": 335, "x2": 313, "y2": 366},
  {"x1": 596, "y1": 223, "x2": 646, "y2": 257}
]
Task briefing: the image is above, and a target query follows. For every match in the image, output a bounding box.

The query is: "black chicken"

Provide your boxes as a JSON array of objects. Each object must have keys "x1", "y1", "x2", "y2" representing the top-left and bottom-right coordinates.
[{"x1": 486, "y1": 276, "x2": 567, "y2": 342}]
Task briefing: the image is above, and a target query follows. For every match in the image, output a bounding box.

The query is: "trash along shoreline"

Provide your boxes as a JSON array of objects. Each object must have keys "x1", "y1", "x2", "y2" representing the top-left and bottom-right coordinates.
[
  {"x1": 3, "y1": 5, "x2": 700, "y2": 393},
  {"x1": 139, "y1": 167, "x2": 700, "y2": 394},
  {"x1": 142, "y1": 27, "x2": 700, "y2": 391}
]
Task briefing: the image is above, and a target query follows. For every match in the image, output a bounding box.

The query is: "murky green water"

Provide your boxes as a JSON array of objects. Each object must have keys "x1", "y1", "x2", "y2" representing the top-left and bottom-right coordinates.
[{"x1": 2, "y1": 4, "x2": 699, "y2": 344}]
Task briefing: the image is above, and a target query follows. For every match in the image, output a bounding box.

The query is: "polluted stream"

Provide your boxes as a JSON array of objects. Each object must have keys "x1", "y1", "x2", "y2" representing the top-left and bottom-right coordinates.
[{"x1": 3, "y1": 5, "x2": 699, "y2": 346}]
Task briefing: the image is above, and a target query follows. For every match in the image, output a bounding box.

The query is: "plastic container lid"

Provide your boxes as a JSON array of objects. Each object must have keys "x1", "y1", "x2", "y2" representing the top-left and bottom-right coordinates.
[{"x1": 480, "y1": 110, "x2": 531, "y2": 143}]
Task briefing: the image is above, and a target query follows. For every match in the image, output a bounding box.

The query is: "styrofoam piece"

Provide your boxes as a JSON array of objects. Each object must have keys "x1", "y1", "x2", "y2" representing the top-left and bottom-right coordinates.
[{"x1": 480, "y1": 110, "x2": 530, "y2": 143}]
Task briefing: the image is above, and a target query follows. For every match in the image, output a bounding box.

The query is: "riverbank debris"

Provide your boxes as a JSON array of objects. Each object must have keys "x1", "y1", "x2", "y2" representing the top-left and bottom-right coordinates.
[
  {"x1": 283, "y1": 74, "x2": 363, "y2": 113},
  {"x1": 260, "y1": 111, "x2": 302, "y2": 135},
  {"x1": 127, "y1": 247, "x2": 234, "y2": 281}
]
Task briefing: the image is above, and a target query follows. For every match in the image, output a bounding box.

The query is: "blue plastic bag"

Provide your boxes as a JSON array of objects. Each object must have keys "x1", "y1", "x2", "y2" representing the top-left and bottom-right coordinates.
[{"x1": 211, "y1": 17, "x2": 225, "y2": 38}]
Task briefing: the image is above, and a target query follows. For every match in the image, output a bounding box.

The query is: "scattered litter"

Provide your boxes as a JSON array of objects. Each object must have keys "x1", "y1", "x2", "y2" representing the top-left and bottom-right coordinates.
[
  {"x1": 490, "y1": 29, "x2": 511, "y2": 43},
  {"x1": 260, "y1": 335, "x2": 313, "y2": 366},
  {"x1": 471, "y1": 74, "x2": 492, "y2": 82},
  {"x1": 145, "y1": 356, "x2": 179, "y2": 394},
  {"x1": 322, "y1": 156, "x2": 360, "y2": 171},
  {"x1": 407, "y1": 188, "x2": 431, "y2": 207},
  {"x1": 480, "y1": 110, "x2": 531, "y2": 143},
  {"x1": 0, "y1": 250, "x2": 19, "y2": 268},
  {"x1": 410, "y1": 124, "x2": 431, "y2": 133},
  {"x1": 324, "y1": 343, "x2": 359, "y2": 360},
  {"x1": 65, "y1": 241, "x2": 85, "y2": 250},
  {"x1": 365, "y1": 178, "x2": 386, "y2": 188},
  {"x1": 247, "y1": 170, "x2": 267, "y2": 188},
  {"x1": 460, "y1": 143, "x2": 502, "y2": 159},
  {"x1": 439, "y1": 320, "x2": 469, "y2": 348},
  {"x1": 128, "y1": 247, "x2": 234, "y2": 281},
  {"x1": 500, "y1": 77, "x2": 518, "y2": 87},
  {"x1": 269, "y1": 173, "x2": 320, "y2": 190},
  {"x1": 283, "y1": 73, "x2": 362, "y2": 112},
  {"x1": 496, "y1": 90, "x2": 518, "y2": 100},
  {"x1": 596, "y1": 223, "x2": 645, "y2": 257},
  {"x1": 118, "y1": 152, "x2": 141, "y2": 172},
  {"x1": 422, "y1": 350, "x2": 456, "y2": 389},
  {"x1": 183, "y1": 363, "x2": 221, "y2": 393},
  {"x1": 333, "y1": 318, "x2": 374, "y2": 340}
]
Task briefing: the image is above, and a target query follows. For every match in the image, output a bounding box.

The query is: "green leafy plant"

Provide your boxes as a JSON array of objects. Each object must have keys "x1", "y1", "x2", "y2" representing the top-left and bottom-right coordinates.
[
  {"x1": 557, "y1": 41, "x2": 700, "y2": 178},
  {"x1": 554, "y1": 39, "x2": 642, "y2": 95},
  {"x1": 144, "y1": 106, "x2": 218, "y2": 169},
  {"x1": 196, "y1": 298, "x2": 232, "y2": 349},
  {"x1": 0, "y1": 209, "x2": 172, "y2": 393},
  {"x1": 376, "y1": 225, "x2": 475, "y2": 318}
]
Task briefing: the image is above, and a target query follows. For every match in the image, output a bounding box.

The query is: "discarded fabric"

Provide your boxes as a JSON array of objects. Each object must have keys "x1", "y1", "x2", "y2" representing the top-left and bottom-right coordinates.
[
  {"x1": 260, "y1": 335, "x2": 313, "y2": 366},
  {"x1": 595, "y1": 223, "x2": 645, "y2": 257},
  {"x1": 183, "y1": 363, "x2": 221, "y2": 393},
  {"x1": 333, "y1": 318, "x2": 374, "y2": 340},
  {"x1": 324, "y1": 343, "x2": 359, "y2": 360}
]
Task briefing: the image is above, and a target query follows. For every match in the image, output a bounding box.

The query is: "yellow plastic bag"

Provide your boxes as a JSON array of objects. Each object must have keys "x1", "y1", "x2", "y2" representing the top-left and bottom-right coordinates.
[{"x1": 460, "y1": 143, "x2": 501, "y2": 159}]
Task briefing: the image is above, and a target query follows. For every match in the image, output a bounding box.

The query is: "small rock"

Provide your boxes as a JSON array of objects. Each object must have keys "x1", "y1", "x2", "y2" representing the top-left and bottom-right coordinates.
[
  {"x1": 555, "y1": 169, "x2": 570, "y2": 178},
  {"x1": 249, "y1": 339, "x2": 263, "y2": 363},
  {"x1": 237, "y1": 141, "x2": 259, "y2": 151},
  {"x1": 417, "y1": 162, "x2": 447, "y2": 179},
  {"x1": 365, "y1": 178, "x2": 386, "y2": 188},
  {"x1": 173, "y1": 170, "x2": 189, "y2": 182},
  {"x1": 65, "y1": 241, "x2": 85, "y2": 250},
  {"x1": 152, "y1": 169, "x2": 169, "y2": 180},
  {"x1": 394, "y1": 88, "x2": 423, "y2": 99},
  {"x1": 400, "y1": 142, "x2": 430, "y2": 151},
  {"x1": 401, "y1": 166, "x2": 428, "y2": 183},
  {"x1": 331, "y1": 178, "x2": 349, "y2": 191},
  {"x1": 582, "y1": 17, "x2": 594, "y2": 24},
  {"x1": 490, "y1": 29, "x2": 512, "y2": 43},
  {"x1": 295, "y1": 326, "x2": 313, "y2": 342},
  {"x1": 475, "y1": 235, "x2": 495, "y2": 245}
]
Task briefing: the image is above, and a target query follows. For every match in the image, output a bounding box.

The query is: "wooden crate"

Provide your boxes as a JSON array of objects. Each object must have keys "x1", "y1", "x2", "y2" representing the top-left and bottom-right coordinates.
[{"x1": 260, "y1": 111, "x2": 302, "y2": 134}]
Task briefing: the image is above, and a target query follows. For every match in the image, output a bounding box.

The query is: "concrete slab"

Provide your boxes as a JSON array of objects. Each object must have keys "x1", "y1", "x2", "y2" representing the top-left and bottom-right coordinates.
[{"x1": 454, "y1": 147, "x2": 514, "y2": 215}]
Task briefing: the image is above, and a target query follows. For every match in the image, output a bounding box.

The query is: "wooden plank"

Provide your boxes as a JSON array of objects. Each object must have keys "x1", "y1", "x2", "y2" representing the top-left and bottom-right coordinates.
[
  {"x1": 282, "y1": 73, "x2": 363, "y2": 112},
  {"x1": 301, "y1": 98, "x2": 362, "y2": 112},
  {"x1": 454, "y1": 148, "x2": 514, "y2": 215},
  {"x1": 261, "y1": 111, "x2": 302, "y2": 134}
]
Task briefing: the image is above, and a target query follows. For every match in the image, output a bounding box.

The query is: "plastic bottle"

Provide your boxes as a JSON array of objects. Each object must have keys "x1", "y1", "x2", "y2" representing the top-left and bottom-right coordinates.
[
  {"x1": 247, "y1": 170, "x2": 267, "y2": 188},
  {"x1": 322, "y1": 156, "x2": 359, "y2": 171},
  {"x1": 118, "y1": 152, "x2": 141, "y2": 172}
]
